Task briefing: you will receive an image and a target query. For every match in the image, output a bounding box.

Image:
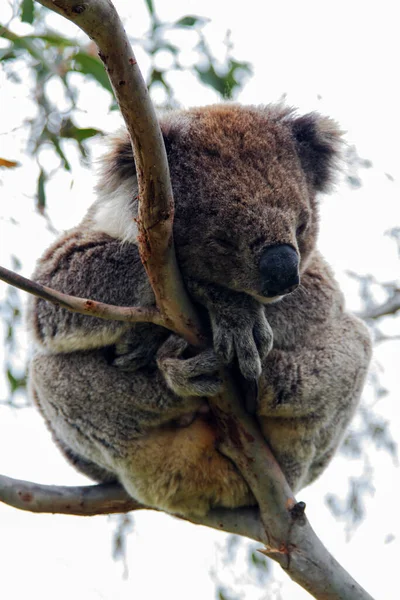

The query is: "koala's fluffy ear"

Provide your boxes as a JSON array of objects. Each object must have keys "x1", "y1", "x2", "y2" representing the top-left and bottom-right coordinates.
[
  {"x1": 98, "y1": 129, "x2": 173, "y2": 191},
  {"x1": 291, "y1": 113, "x2": 343, "y2": 192}
]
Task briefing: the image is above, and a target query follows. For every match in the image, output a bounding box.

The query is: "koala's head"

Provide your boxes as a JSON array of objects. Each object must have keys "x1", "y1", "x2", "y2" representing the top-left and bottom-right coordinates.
[
  {"x1": 161, "y1": 105, "x2": 342, "y2": 303},
  {"x1": 94, "y1": 104, "x2": 342, "y2": 303}
]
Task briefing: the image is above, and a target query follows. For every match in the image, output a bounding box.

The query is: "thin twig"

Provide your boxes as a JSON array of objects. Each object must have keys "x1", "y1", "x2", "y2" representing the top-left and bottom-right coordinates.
[
  {"x1": 358, "y1": 292, "x2": 400, "y2": 320},
  {"x1": 0, "y1": 265, "x2": 164, "y2": 327}
]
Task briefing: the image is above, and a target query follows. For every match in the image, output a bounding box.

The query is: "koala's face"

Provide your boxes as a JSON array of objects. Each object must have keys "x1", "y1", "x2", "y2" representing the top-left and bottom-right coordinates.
[{"x1": 162, "y1": 105, "x2": 341, "y2": 303}]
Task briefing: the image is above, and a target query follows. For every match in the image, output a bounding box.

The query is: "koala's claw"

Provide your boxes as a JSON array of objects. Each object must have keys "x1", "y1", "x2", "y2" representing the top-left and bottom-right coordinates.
[
  {"x1": 157, "y1": 336, "x2": 222, "y2": 398},
  {"x1": 253, "y1": 315, "x2": 274, "y2": 359},
  {"x1": 211, "y1": 307, "x2": 273, "y2": 382},
  {"x1": 156, "y1": 334, "x2": 188, "y2": 361},
  {"x1": 213, "y1": 328, "x2": 234, "y2": 365}
]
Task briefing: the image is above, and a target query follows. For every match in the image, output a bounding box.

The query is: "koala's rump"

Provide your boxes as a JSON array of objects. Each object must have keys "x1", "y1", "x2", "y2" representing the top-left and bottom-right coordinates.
[
  {"x1": 30, "y1": 350, "x2": 254, "y2": 516},
  {"x1": 119, "y1": 418, "x2": 255, "y2": 515}
]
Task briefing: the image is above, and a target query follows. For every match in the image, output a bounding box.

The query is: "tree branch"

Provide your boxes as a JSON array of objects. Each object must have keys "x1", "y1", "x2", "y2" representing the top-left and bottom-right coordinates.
[
  {"x1": 358, "y1": 290, "x2": 400, "y2": 320},
  {"x1": 0, "y1": 475, "x2": 139, "y2": 516},
  {"x1": 0, "y1": 265, "x2": 164, "y2": 326},
  {"x1": 36, "y1": 0, "x2": 204, "y2": 348},
  {"x1": 0, "y1": 473, "x2": 264, "y2": 540},
  {"x1": 0, "y1": 1, "x2": 375, "y2": 599}
]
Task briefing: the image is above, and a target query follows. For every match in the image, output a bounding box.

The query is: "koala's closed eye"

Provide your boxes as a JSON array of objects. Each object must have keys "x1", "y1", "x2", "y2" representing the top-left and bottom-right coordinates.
[
  {"x1": 296, "y1": 212, "x2": 310, "y2": 237},
  {"x1": 211, "y1": 236, "x2": 238, "y2": 252},
  {"x1": 296, "y1": 222, "x2": 308, "y2": 237}
]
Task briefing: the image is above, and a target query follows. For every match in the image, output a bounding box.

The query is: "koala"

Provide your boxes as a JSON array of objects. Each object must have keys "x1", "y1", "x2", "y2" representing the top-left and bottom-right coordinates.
[{"x1": 28, "y1": 104, "x2": 372, "y2": 516}]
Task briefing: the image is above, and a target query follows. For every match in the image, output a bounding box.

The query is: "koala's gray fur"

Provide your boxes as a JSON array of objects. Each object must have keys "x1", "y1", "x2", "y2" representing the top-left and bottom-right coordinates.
[{"x1": 28, "y1": 104, "x2": 372, "y2": 516}]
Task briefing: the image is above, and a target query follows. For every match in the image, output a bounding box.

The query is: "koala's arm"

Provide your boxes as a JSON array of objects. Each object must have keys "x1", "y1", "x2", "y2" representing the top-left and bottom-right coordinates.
[
  {"x1": 258, "y1": 313, "x2": 372, "y2": 419},
  {"x1": 28, "y1": 228, "x2": 155, "y2": 353},
  {"x1": 257, "y1": 309, "x2": 371, "y2": 491},
  {"x1": 186, "y1": 278, "x2": 273, "y2": 381}
]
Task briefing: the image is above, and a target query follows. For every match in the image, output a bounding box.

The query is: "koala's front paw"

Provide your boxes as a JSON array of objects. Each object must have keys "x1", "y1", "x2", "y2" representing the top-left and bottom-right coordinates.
[
  {"x1": 157, "y1": 335, "x2": 222, "y2": 398},
  {"x1": 112, "y1": 325, "x2": 168, "y2": 372},
  {"x1": 112, "y1": 346, "x2": 154, "y2": 371},
  {"x1": 210, "y1": 304, "x2": 273, "y2": 381}
]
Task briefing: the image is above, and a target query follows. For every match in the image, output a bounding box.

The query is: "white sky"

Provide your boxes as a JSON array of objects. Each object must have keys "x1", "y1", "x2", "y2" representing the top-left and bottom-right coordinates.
[{"x1": 0, "y1": 1, "x2": 399, "y2": 599}]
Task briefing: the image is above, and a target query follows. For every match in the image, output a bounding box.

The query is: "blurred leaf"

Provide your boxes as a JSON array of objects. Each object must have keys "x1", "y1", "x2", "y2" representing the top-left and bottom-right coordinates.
[
  {"x1": 111, "y1": 514, "x2": 134, "y2": 580},
  {"x1": 51, "y1": 136, "x2": 71, "y2": 171},
  {"x1": 385, "y1": 534, "x2": 395, "y2": 544},
  {"x1": 195, "y1": 59, "x2": 251, "y2": 98},
  {"x1": 0, "y1": 48, "x2": 16, "y2": 61},
  {"x1": 11, "y1": 255, "x2": 22, "y2": 270},
  {"x1": 144, "y1": 0, "x2": 155, "y2": 16},
  {"x1": 223, "y1": 59, "x2": 252, "y2": 98},
  {"x1": 21, "y1": 0, "x2": 35, "y2": 24},
  {"x1": 72, "y1": 52, "x2": 114, "y2": 94},
  {"x1": 0, "y1": 158, "x2": 19, "y2": 168},
  {"x1": 217, "y1": 589, "x2": 239, "y2": 600},
  {"x1": 347, "y1": 175, "x2": 362, "y2": 189},
  {"x1": 60, "y1": 120, "x2": 102, "y2": 143},
  {"x1": 37, "y1": 169, "x2": 46, "y2": 211},
  {"x1": 73, "y1": 128, "x2": 101, "y2": 142},
  {"x1": 175, "y1": 15, "x2": 208, "y2": 28},
  {"x1": 148, "y1": 68, "x2": 172, "y2": 94},
  {"x1": 250, "y1": 550, "x2": 268, "y2": 569},
  {"x1": 195, "y1": 64, "x2": 226, "y2": 96},
  {"x1": 23, "y1": 33, "x2": 77, "y2": 47},
  {"x1": 7, "y1": 369, "x2": 27, "y2": 393}
]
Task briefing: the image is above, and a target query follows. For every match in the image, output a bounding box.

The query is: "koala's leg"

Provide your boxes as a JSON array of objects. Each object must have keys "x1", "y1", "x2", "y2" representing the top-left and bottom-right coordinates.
[
  {"x1": 156, "y1": 334, "x2": 223, "y2": 398},
  {"x1": 257, "y1": 314, "x2": 372, "y2": 491},
  {"x1": 31, "y1": 345, "x2": 250, "y2": 515},
  {"x1": 112, "y1": 323, "x2": 170, "y2": 371},
  {"x1": 30, "y1": 349, "x2": 204, "y2": 467}
]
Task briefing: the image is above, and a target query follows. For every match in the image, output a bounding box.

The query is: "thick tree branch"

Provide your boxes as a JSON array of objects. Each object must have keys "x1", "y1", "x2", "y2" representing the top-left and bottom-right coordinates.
[
  {"x1": 0, "y1": 474, "x2": 263, "y2": 541},
  {"x1": 0, "y1": 475, "x2": 140, "y2": 515},
  {"x1": 0, "y1": 1, "x2": 375, "y2": 599},
  {"x1": 36, "y1": 0, "x2": 204, "y2": 347}
]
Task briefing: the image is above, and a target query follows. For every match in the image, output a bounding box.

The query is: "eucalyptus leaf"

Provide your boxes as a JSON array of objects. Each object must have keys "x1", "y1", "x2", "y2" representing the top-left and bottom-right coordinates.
[
  {"x1": 72, "y1": 52, "x2": 114, "y2": 94},
  {"x1": 21, "y1": 0, "x2": 34, "y2": 24}
]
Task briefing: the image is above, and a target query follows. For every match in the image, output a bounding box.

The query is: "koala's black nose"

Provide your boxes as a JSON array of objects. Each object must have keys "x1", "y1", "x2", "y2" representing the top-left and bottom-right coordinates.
[{"x1": 259, "y1": 244, "x2": 300, "y2": 297}]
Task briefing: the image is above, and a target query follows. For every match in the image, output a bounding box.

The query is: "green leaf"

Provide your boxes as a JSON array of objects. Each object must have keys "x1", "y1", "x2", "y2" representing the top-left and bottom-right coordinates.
[
  {"x1": 72, "y1": 52, "x2": 113, "y2": 94},
  {"x1": 175, "y1": 15, "x2": 207, "y2": 28},
  {"x1": 71, "y1": 127, "x2": 102, "y2": 143},
  {"x1": 250, "y1": 550, "x2": 268, "y2": 569},
  {"x1": 195, "y1": 59, "x2": 252, "y2": 99},
  {"x1": 21, "y1": 0, "x2": 34, "y2": 24},
  {"x1": 23, "y1": 33, "x2": 77, "y2": 47},
  {"x1": 60, "y1": 123, "x2": 102, "y2": 143},
  {"x1": 0, "y1": 48, "x2": 16, "y2": 62},
  {"x1": 195, "y1": 64, "x2": 226, "y2": 96},
  {"x1": 144, "y1": 0, "x2": 155, "y2": 15},
  {"x1": 37, "y1": 169, "x2": 46, "y2": 210},
  {"x1": 7, "y1": 369, "x2": 27, "y2": 392},
  {"x1": 51, "y1": 137, "x2": 71, "y2": 171}
]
